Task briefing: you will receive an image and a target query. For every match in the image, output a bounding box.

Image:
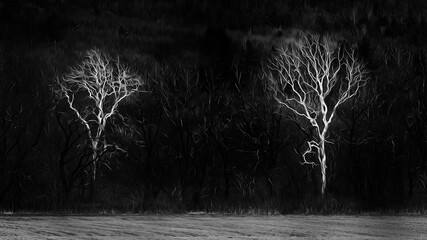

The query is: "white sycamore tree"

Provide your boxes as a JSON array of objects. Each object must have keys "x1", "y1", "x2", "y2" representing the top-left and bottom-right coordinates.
[
  {"x1": 267, "y1": 33, "x2": 368, "y2": 196},
  {"x1": 56, "y1": 49, "x2": 143, "y2": 201}
]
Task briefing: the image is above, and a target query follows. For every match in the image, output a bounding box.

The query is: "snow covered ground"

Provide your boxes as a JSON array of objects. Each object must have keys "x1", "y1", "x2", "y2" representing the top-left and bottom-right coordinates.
[{"x1": 0, "y1": 214, "x2": 426, "y2": 239}]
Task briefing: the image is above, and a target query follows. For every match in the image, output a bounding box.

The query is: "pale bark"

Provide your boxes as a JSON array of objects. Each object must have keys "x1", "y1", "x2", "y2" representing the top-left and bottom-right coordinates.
[
  {"x1": 267, "y1": 33, "x2": 368, "y2": 195},
  {"x1": 56, "y1": 49, "x2": 143, "y2": 202}
]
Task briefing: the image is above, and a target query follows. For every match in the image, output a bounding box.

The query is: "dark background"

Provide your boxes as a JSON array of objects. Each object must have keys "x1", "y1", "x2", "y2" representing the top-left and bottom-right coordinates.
[{"x1": 0, "y1": 0, "x2": 426, "y2": 213}]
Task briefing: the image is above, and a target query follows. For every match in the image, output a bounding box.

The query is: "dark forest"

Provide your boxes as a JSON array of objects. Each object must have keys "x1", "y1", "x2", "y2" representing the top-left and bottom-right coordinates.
[{"x1": 1, "y1": 0, "x2": 427, "y2": 214}]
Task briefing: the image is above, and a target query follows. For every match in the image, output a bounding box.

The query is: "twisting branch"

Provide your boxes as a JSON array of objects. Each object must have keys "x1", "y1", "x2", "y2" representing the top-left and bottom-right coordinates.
[{"x1": 267, "y1": 33, "x2": 368, "y2": 195}]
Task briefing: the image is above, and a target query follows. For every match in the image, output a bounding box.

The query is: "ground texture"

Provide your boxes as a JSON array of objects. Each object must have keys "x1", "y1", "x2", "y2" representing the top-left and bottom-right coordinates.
[{"x1": 0, "y1": 214, "x2": 426, "y2": 239}]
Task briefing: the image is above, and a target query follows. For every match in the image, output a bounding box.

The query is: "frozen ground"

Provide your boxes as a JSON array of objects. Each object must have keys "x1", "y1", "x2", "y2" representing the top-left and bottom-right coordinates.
[{"x1": 0, "y1": 214, "x2": 426, "y2": 239}]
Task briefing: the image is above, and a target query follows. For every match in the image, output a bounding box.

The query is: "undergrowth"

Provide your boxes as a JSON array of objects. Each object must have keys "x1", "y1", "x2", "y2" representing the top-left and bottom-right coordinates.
[{"x1": 2, "y1": 196, "x2": 427, "y2": 216}]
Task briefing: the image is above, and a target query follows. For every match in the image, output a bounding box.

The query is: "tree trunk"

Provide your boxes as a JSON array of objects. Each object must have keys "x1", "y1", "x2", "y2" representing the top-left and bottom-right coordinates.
[
  {"x1": 219, "y1": 147, "x2": 230, "y2": 199},
  {"x1": 320, "y1": 140, "x2": 327, "y2": 196},
  {"x1": 90, "y1": 160, "x2": 96, "y2": 204},
  {"x1": 89, "y1": 144, "x2": 98, "y2": 204},
  {"x1": 59, "y1": 163, "x2": 68, "y2": 207},
  {"x1": 408, "y1": 170, "x2": 414, "y2": 199}
]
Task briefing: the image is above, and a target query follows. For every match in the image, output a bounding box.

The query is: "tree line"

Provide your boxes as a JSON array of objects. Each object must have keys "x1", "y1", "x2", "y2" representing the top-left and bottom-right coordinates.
[{"x1": 0, "y1": 29, "x2": 426, "y2": 212}]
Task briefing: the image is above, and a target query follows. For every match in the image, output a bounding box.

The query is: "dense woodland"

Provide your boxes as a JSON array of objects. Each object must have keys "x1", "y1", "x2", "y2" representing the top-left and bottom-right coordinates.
[{"x1": 0, "y1": 0, "x2": 427, "y2": 213}]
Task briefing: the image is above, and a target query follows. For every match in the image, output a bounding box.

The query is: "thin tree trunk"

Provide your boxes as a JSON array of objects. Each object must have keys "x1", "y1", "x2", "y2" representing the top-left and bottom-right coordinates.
[
  {"x1": 91, "y1": 159, "x2": 96, "y2": 204},
  {"x1": 59, "y1": 159, "x2": 68, "y2": 207},
  {"x1": 219, "y1": 146, "x2": 230, "y2": 199},
  {"x1": 90, "y1": 142, "x2": 98, "y2": 204},
  {"x1": 320, "y1": 140, "x2": 327, "y2": 196},
  {"x1": 408, "y1": 170, "x2": 414, "y2": 199}
]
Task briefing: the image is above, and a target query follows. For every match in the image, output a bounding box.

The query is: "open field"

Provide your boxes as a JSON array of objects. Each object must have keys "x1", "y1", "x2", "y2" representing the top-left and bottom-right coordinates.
[{"x1": 0, "y1": 214, "x2": 426, "y2": 239}]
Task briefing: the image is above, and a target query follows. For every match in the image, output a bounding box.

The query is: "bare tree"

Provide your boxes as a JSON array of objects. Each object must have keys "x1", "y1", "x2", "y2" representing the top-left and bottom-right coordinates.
[
  {"x1": 266, "y1": 33, "x2": 368, "y2": 196},
  {"x1": 55, "y1": 49, "x2": 143, "y2": 202},
  {"x1": 45, "y1": 112, "x2": 92, "y2": 206},
  {"x1": 0, "y1": 50, "x2": 50, "y2": 207}
]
